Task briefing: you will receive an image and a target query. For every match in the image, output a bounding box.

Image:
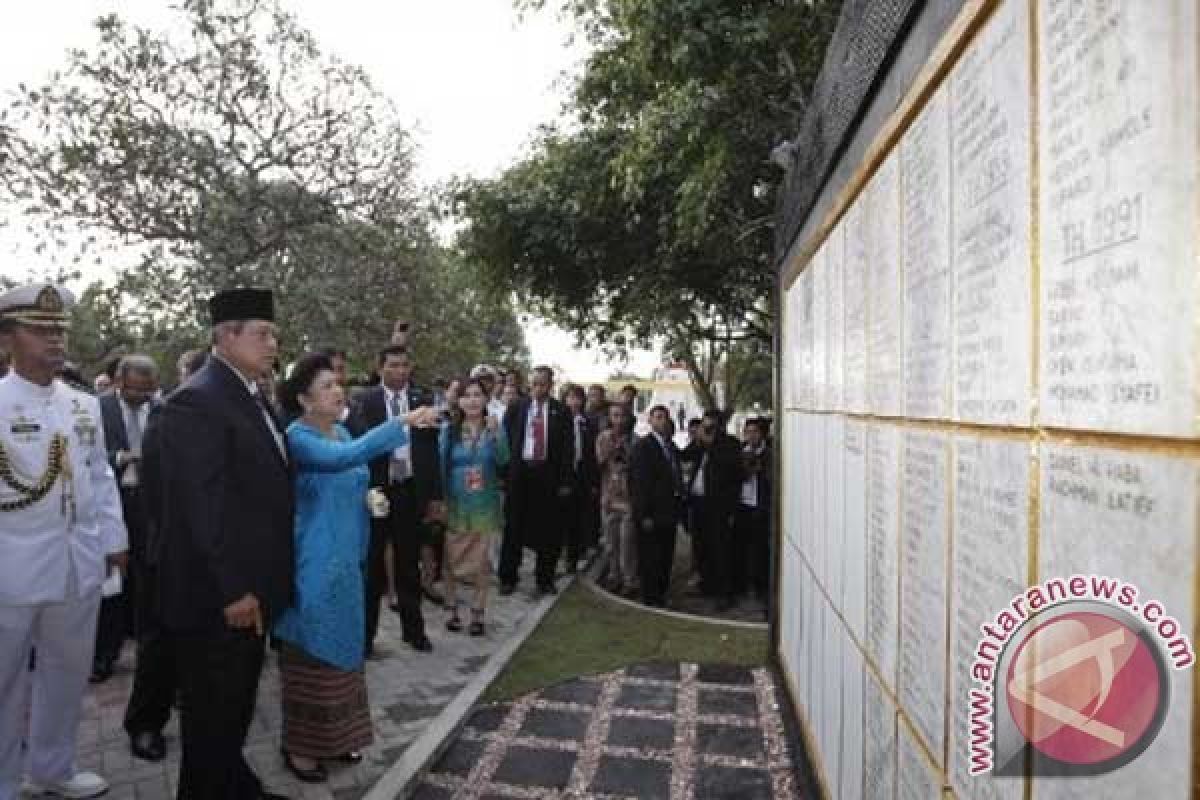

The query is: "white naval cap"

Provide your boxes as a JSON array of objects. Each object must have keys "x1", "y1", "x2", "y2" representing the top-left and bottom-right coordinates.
[
  {"x1": 0, "y1": 284, "x2": 75, "y2": 327},
  {"x1": 469, "y1": 363, "x2": 497, "y2": 379}
]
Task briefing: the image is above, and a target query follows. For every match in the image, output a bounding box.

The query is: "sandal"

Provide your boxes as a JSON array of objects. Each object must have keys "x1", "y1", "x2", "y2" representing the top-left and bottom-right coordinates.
[
  {"x1": 282, "y1": 749, "x2": 327, "y2": 783},
  {"x1": 446, "y1": 608, "x2": 463, "y2": 632}
]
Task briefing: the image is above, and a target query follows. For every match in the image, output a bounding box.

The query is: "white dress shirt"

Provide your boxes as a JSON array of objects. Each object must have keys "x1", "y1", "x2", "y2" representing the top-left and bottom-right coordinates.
[
  {"x1": 522, "y1": 398, "x2": 550, "y2": 461},
  {"x1": 384, "y1": 385, "x2": 413, "y2": 481},
  {"x1": 741, "y1": 445, "x2": 764, "y2": 507},
  {"x1": 118, "y1": 396, "x2": 149, "y2": 488}
]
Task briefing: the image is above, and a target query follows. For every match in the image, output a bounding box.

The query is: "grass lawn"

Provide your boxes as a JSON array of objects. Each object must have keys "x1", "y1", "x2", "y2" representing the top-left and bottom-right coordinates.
[{"x1": 483, "y1": 581, "x2": 769, "y2": 702}]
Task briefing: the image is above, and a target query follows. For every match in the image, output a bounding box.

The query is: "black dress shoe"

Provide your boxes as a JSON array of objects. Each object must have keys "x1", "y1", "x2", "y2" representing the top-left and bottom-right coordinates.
[
  {"x1": 130, "y1": 730, "x2": 167, "y2": 762},
  {"x1": 537, "y1": 582, "x2": 558, "y2": 596},
  {"x1": 498, "y1": 583, "x2": 516, "y2": 596},
  {"x1": 335, "y1": 751, "x2": 363, "y2": 764},
  {"x1": 282, "y1": 749, "x2": 327, "y2": 783},
  {"x1": 260, "y1": 794, "x2": 292, "y2": 800},
  {"x1": 405, "y1": 634, "x2": 433, "y2": 653}
]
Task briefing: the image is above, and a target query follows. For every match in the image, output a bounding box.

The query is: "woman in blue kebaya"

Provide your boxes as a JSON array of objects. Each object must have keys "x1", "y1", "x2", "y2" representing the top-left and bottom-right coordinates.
[{"x1": 273, "y1": 353, "x2": 438, "y2": 782}]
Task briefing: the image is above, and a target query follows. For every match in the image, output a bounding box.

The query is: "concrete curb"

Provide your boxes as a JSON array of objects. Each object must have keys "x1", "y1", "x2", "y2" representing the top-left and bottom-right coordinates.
[
  {"x1": 361, "y1": 575, "x2": 574, "y2": 800},
  {"x1": 580, "y1": 572, "x2": 769, "y2": 632}
]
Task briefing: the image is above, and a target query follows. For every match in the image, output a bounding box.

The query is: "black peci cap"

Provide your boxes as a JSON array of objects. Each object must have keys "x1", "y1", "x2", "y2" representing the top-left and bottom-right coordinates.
[{"x1": 208, "y1": 288, "x2": 275, "y2": 326}]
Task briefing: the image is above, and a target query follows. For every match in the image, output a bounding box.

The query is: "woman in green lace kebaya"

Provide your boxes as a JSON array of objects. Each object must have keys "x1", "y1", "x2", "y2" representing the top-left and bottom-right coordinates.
[{"x1": 439, "y1": 378, "x2": 510, "y2": 635}]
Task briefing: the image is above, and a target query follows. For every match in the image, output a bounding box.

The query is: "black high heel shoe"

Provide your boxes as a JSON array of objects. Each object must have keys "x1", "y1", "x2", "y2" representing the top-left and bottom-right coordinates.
[
  {"x1": 281, "y1": 749, "x2": 327, "y2": 783},
  {"x1": 336, "y1": 751, "x2": 364, "y2": 764}
]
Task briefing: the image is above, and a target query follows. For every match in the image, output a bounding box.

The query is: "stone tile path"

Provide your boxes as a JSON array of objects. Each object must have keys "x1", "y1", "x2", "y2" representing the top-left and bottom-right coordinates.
[
  {"x1": 62, "y1": 557, "x2": 552, "y2": 800},
  {"x1": 413, "y1": 662, "x2": 807, "y2": 799}
]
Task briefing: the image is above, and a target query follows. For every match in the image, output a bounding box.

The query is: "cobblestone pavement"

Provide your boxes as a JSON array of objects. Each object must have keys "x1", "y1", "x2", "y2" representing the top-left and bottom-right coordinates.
[
  {"x1": 413, "y1": 662, "x2": 806, "y2": 800},
  {"x1": 60, "y1": 556, "x2": 554, "y2": 800}
]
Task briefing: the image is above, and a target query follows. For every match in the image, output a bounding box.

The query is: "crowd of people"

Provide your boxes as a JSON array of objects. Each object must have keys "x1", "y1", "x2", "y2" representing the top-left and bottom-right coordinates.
[{"x1": 0, "y1": 282, "x2": 773, "y2": 800}]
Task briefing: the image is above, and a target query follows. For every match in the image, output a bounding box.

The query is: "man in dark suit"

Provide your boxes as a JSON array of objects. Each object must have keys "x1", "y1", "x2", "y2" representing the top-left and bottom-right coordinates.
[
  {"x1": 93, "y1": 355, "x2": 172, "y2": 762},
  {"x1": 737, "y1": 417, "x2": 773, "y2": 605},
  {"x1": 348, "y1": 345, "x2": 441, "y2": 654},
  {"x1": 500, "y1": 366, "x2": 573, "y2": 595},
  {"x1": 689, "y1": 409, "x2": 744, "y2": 611},
  {"x1": 121, "y1": 349, "x2": 206, "y2": 763},
  {"x1": 561, "y1": 384, "x2": 598, "y2": 573},
  {"x1": 155, "y1": 289, "x2": 291, "y2": 800},
  {"x1": 630, "y1": 405, "x2": 683, "y2": 607},
  {"x1": 91, "y1": 355, "x2": 160, "y2": 686}
]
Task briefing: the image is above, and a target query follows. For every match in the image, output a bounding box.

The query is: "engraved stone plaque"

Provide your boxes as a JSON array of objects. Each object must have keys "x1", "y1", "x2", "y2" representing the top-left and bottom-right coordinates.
[
  {"x1": 867, "y1": 421, "x2": 902, "y2": 693},
  {"x1": 899, "y1": 720, "x2": 944, "y2": 800},
  {"x1": 1035, "y1": 443, "x2": 1197, "y2": 800},
  {"x1": 792, "y1": 268, "x2": 816, "y2": 409},
  {"x1": 1038, "y1": 0, "x2": 1199, "y2": 436},
  {"x1": 902, "y1": 86, "x2": 953, "y2": 420},
  {"x1": 949, "y1": 435, "x2": 1030, "y2": 800},
  {"x1": 812, "y1": 244, "x2": 829, "y2": 411},
  {"x1": 868, "y1": 152, "x2": 904, "y2": 416},
  {"x1": 899, "y1": 430, "x2": 951, "y2": 765},
  {"x1": 827, "y1": 222, "x2": 845, "y2": 412},
  {"x1": 824, "y1": 414, "x2": 846, "y2": 605},
  {"x1": 951, "y1": 0, "x2": 1033, "y2": 425},
  {"x1": 840, "y1": 632, "x2": 865, "y2": 800},
  {"x1": 844, "y1": 418, "x2": 868, "y2": 644},
  {"x1": 844, "y1": 195, "x2": 870, "y2": 413},
  {"x1": 865, "y1": 670, "x2": 898, "y2": 800}
]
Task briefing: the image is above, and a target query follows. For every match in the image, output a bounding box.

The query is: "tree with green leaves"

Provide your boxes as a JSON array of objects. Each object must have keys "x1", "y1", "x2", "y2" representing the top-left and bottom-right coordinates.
[
  {"x1": 454, "y1": 0, "x2": 838, "y2": 410},
  {"x1": 0, "y1": 0, "x2": 526, "y2": 376}
]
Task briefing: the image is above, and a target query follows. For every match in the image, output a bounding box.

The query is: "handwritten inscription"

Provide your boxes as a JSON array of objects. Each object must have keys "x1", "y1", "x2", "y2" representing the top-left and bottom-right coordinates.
[
  {"x1": 844, "y1": 197, "x2": 869, "y2": 413},
  {"x1": 1038, "y1": 442, "x2": 1197, "y2": 800},
  {"x1": 867, "y1": 422, "x2": 901, "y2": 692},
  {"x1": 902, "y1": 87, "x2": 952, "y2": 420},
  {"x1": 867, "y1": 153, "x2": 903, "y2": 416},
  {"x1": 899, "y1": 430, "x2": 950, "y2": 765},
  {"x1": 1038, "y1": 0, "x2": 1198, "y2": 435},
  {"x1": 950, "y1": 436, "x2": 1029, "y2": 800},
  {"x1": 951, "y1": 1, "x2": 1033, "y2": 425}
]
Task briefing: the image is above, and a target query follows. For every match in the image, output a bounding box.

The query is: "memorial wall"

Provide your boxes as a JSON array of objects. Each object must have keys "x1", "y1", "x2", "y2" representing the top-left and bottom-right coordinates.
[{"x1": 775, "y1": 1, "x2": 1198, "y2": 798}]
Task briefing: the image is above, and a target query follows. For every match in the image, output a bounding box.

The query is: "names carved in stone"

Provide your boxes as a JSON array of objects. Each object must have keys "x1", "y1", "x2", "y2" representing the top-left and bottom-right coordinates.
[
  {"x1": 951, "y1": 0, "x2": 1033, "y2": 425},
  {"x1": 867, "y1": 422, "x2": 901, "y2": 693},
  {"x1": 899, "y1": 430, "x2": 950, "y2": 765},
  {"x1": 868, "y1": 152, "x2": 903, "y2": 416},
  {"x1": 949, "y1": 435, "x2": 1030, "y2": 800},
  {"x1": 1037, "y1": 0, "x2": 1199, "y2": 435},
  {"x1": 902, "y1": 86, "x2": 953, "y2": 420}
]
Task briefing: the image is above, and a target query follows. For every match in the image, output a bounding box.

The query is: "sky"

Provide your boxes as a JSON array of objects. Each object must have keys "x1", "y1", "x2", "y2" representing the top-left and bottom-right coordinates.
[{"x1": 0, "y1": 0, "x2": 662, "y2": 382}]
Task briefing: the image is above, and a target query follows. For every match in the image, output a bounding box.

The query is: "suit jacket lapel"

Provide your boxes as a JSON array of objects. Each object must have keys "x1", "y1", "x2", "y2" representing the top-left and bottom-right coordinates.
[{"x1": 211, "y1": 360, "x2": 288, "y2": 473}]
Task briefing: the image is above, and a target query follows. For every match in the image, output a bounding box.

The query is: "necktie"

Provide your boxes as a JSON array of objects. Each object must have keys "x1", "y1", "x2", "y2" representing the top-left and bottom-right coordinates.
[
  {"x1": 389, "y1": 391, "x2": 412, "y2": 482},
  {"x1": 531, "y1": 402, "x2": 546, "y2": 461}
]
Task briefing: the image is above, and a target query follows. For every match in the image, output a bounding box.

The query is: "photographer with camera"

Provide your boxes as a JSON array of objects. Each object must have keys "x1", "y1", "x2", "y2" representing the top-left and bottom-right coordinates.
[{"x1": 595, "y1": 401, "x2": 638, "y2": 597}]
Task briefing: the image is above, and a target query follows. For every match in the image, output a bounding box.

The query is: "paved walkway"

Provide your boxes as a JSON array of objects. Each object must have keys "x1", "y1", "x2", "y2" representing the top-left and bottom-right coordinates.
[
  {"x1": 65, "y1": 557, "x2": 551, "y2": 800},
  {"x1": 413, "y1": 662, "x2": 806, "y2": 799}
]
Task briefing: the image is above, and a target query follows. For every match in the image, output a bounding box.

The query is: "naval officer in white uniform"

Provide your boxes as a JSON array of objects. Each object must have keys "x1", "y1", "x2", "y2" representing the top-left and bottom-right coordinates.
[{"x1": 0, "y1": 284, "x2": 128, "y2": 800}]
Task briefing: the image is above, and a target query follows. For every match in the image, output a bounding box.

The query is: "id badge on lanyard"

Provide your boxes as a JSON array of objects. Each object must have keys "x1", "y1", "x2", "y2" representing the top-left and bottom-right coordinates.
[{"x1": 464, "y1": 466, "x2": 485, "y2": 493}]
